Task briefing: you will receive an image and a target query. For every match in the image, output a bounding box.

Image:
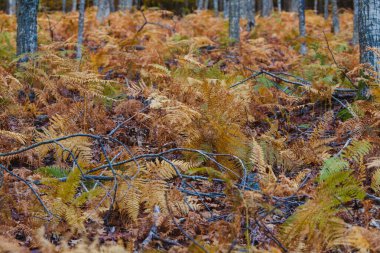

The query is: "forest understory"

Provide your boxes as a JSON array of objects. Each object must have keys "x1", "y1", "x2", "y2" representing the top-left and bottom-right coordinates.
[{"x1": 0, "y1": 7, "x2": 380, "y2": 253}]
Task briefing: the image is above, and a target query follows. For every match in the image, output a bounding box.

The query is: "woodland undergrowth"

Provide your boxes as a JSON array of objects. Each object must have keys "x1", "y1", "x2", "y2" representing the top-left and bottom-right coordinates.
[{"x1": 0, "y1": 8, "x2": 380, "y2": 253}]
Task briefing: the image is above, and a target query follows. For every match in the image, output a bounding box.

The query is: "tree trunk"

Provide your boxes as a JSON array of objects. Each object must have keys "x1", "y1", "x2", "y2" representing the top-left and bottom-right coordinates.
[
  {"x1": 214, "y1": 0, "x2": 219, "y2": 16},
  {"x1": 359, "y1": 0, "x2": 380, "y2": 76},
  {"x1": 314, "y1": 0, "x2": 318, "y2": 14},
  {"x1": 352, "y1": 0, "x2": 359, "y2": 45},
  {"x1": 289, "y1": 0, "x2": 298, "y2": 12},
  {"x1": 240, "y1": 0, "x2": 247, "y2": 18},
  {"x1": 278, "y1": 0, "x2": 281, "y2": 12},
  {"x1": 62, "y1": 0, "x2": 66, "y2": 12},
  {"x1": 72, "y1": 0, "x2": 77, "y2": 12},
  {"x1": 332, "y1": 0, "x2": 339, "y2": 34},
  {"x1": 324, "y1": 0, "x2": 329, "y2": 20},
  {"x1": 127, "y1": 0, "x2": 133, "y2": 10},
  {"x1": 261, "y1": 0, "x2": 273, "y2": 17},
  {"x1": 97, "y1": 0, "x2": 110, "y2": 22},
  {"x1": 16, "y1": 0, "x2": 39, "y2": 56},
  {"x1": 204, "y1": 0, "x2": 209, "y2": 9},
  {"x1": 197, "y1": 0, "x2": 203, "y2": 10},
  {"x1": 246, "y1": 0, "x2": 255, "y2": 31},
  {"x1": 7, "y1": 0, "x2": 16, "y2": 15},
  {"x1": 299, "y1": 0, "x2": 307, "y2": 55},
  {"x1": 229, "y1": 0, "x2": 240, "y2": 42},
  {"x1": 94, "y1": 0, "x2": 99, "y2": 6},
  {"x1": 77, "y1": 0, "x2": 85, "y2": 59},
  {"x1": 224, "y1": 0, "x2": 229, "y2": 18},
  {"x1": 109, "y1": 0, "x2": 115, "y2": 12}
]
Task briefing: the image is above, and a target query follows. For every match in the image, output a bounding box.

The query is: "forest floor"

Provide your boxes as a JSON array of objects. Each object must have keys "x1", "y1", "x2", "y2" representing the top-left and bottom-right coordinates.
[{"x1": 0, "y1": 8, "x2": 380, "y2": 252}]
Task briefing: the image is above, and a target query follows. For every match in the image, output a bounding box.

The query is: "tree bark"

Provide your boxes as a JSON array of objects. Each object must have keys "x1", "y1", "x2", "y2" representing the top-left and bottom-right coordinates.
[
  {"x1": 299, "y1": 0, "x2": 307, "y2": 55},
  {"x1": 324, "y1": 0, "x2": 329, "y2": 20},
  {"x1": 332, "y1": 0, "x2": 339, "y2": 34},
  {"x1": 246, "y1": 0, "x2": 255, "y2": 31},
  {"x1": 229, "y1": 0, "x2": 240, "y2": 42},
  {"x1": 97, "y1": 0, "x2": 110, "y2": 22},
  {"x1": 109, "y1": 0, "x2": 115, "y2": 12},
  {"x1": 359, "y1": 0, "x2": 380, "y2": 76},
  {"x1": 213, "y1": 0, "x2": 219, "y2": 16},
  {"x1": 289, "y1": 0, "x2": 298, "y2": 12},
  {"x1": 352, "y1": 0, "x2": 359, "y2": 45},
  {"x1": 314, "y1": 0, "x2": 318, "y2": 14},
  {"x1": 16, "y1": 0, "x2": 39, "y2": 56},
  {"x1": 224, "y1": 0, "x2": 229, "y2": 18},
  {"x1": 94, "y1": 0, "x2": 99, "y2": 6},
  {"x1": 261, "y1": 0, "x2": 273, "y2": 17},
  {"x1": 72, "y1": 0, "x2": 77, "y2": 12},
  {"x1": 62, "y1": 0, "x2": 66, "y2": 13},
  {"x1": 204, "y1": 0, "x2": 209, "y2": 9},
  {"x1": 277, "y1": 0, "x2": 281, "y2": 12},
  {"x1": 77, "y1": 0, "x2": 85, "y2": 59},
  {"x1": 197, "y1": 0, "x2": 204, "y2": 10},
  {"x1": 240, "y1": 0, "x2": 247, "y2": 18},
  {"x1": 7, "y1": 0, "x2": 16, "y2": 15}
]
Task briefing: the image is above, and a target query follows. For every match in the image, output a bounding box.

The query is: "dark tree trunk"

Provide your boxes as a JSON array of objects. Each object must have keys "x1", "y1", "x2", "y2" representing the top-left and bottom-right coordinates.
[
  {"x1": 324, "y1": 0, "x2": 329, "y2": 19},
  {"x1": 7, "y1": 0, "x2": 16, "y2": 15},
  {"x1": 352, "y1": 0, "x2": 359, "y2": 45},
  {"x1": 299, "y1": 0, "x2": 307, "y2": 55},
  {"x1": 359, "y1": 0, "x2": 380, "y2": 76},
  {"x1": 16, "y1": 0, "x2": 39, "y2": 56},
  {"x1": 261, "y1": 0, "x2": 273, "y2": 17},
  {"x1": 77, "y1": 0, "x2": 85, "y2": 59},
  {"x1": 332, "y1": 0, "x2": 339, "y2": 34},
  {"x1": 229, "y1": 0, "x2": 240, "y2": 42},
  {"x1": 72, "y1": 0, "x2": 77, "y2": 12},
  {"x1": 246, "y1": 0, "x2": 255, "y2": 31}
]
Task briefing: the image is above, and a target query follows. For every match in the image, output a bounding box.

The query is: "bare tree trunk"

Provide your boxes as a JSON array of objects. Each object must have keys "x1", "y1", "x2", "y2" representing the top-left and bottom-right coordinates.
[
  {"x1": 204, "y1": 0, "x2": 209, "y2": 9},
  {"x1": 229, "y1": 0, "x2": 240, "y2": 42},
  {"x1": 16, "y1": 0, "x2": 39, "y2": 56},
  {"x1": 197, "y1": 0, "x2": 204, "y2": 10},
  {"x1": 314, "y1": 0, "x2": 318, "y2": 14},
  {"x1": 97, "y1": 0, "x2": 110, "y2": 22},
  {"x1": 94, "y1": 0, "x2": 99, "y2": 6},
  {"x1": 109, "y1": 0, "x2": 115, "y2": 12},
  {"x1": 224, "y1": 0, "x2": 229, "y2": 18},
  {"x1": 72, "y1": 0, "x2": 77, "y2": 12},
  {"x1": 289, "y1": 0, "x2": 298, "y2": 12},
  {"x1": 261, "y1": 0, "x2": 273, "y2": 17},
  {"x1": 62, "y1": 0, "x2": 66, "y2": 13},
  {"x1": 352, "y1": 0, "x2": 359, "y2": 45},
  {"x1": 240, "y1": 0, "x2": 247, "y2": 18},
  {"x1": 77, "y1": 0, "x2": 85, "y2": 59},
  {"x1": 324, "y1": 0, "x2": 329, "y2": 20},
  {"x1": 7, "y1": 0, "x2": 16, "y2": 15},
  {"x1": 332, "y1": 0, "x2": 339, "y2": 34},
  {"x1": 214, "y1": 0, "x2": 219, "y2": 16},
  {"x1": 277, "y1": 0, "x2": 281, "y2": 12},
  {"x1": 359, "y1": 0, "x2": 380, "y2": 76},
  {"x1": 299, "y1": 0, "x2": 307, "y2": 55},
  {"x1": 246, "y1": 0, "x2": 255, "y2": 31},
  {"x1": 127, "y1": 0, "x2": 133, "y2": 10}
]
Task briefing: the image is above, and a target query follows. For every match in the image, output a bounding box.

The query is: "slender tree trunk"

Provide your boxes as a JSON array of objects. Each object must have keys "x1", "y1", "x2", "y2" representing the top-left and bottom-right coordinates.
[
  {"x1": 277, "y1": 0, "x2": 281, "y2": 12},
  {"x1": 72, "y1": 0, "x2": 77, "y2": 12},
  {"x1": 94, "y1": 0, "x2": 99, "y2": 6},
  {"x1": 109, "y1": 0, "x2": 115, "y2": 12},
  {"x1": 229, "y1": 0, "x2": 240, "y2": 42},
  {"x1": 352, "y1": 0, "x2": 359, "y2": 45},
  {"x1": 324, "y1": 0, "x2": 329, "y2": 19},
  {"x1": 246, "y1": 0, "x2": 255, "y2": 31},
  {"x1": 119, "y1": 0, "x2": 127, "y2": 10},
  {"x1": 289, "y1": 0, "x2": 298, "y2": 12},
  {"x1": 7, "y1": 0, "x2": 16, "y2": 15},
  {"x1": 332, "y1": 0, "x2": 339, "y2": 34},
  {"x1": 62, "y1": 0, "x2": 66, "y2": 13},
  {"x1": 127, "y1": 0, "x2": 133, "y2": 10},
  {"x1": 214, "y1": 0, "x2": 219, "y2": 16},
  {"x1": 197, "y1": 0, "x2": 204, "y2": 10},
  {"x1": 240, "y1": 0, "x2": 247, "y2": 18},
  {"x1": 224, "y1": 0, "x2": 229, "y2": 18},
  {"x1": 204, "y1": 0, "x2": 209, "y2": 9},
  {"x1": 77, "y1": 0, "x2": 85, "y2": 59},
  {"x1": 299, "y1": 0, "x2": 307, "y2": 55},
  {"x1": 16, "y1": 0, "x2": 39, "y2": 56},
  {"x1": 359, "y1": 0, "x2": 380, "y2": 76},
  {"x1": 97, "y1": 0, "x2": 110, "y2": 22},
  {"x1": 314, "y1": 0, "x2": 318, "y2": 14},
  {"x1": 261, "y1": 0, "x2": 273, "y2": 17}
]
